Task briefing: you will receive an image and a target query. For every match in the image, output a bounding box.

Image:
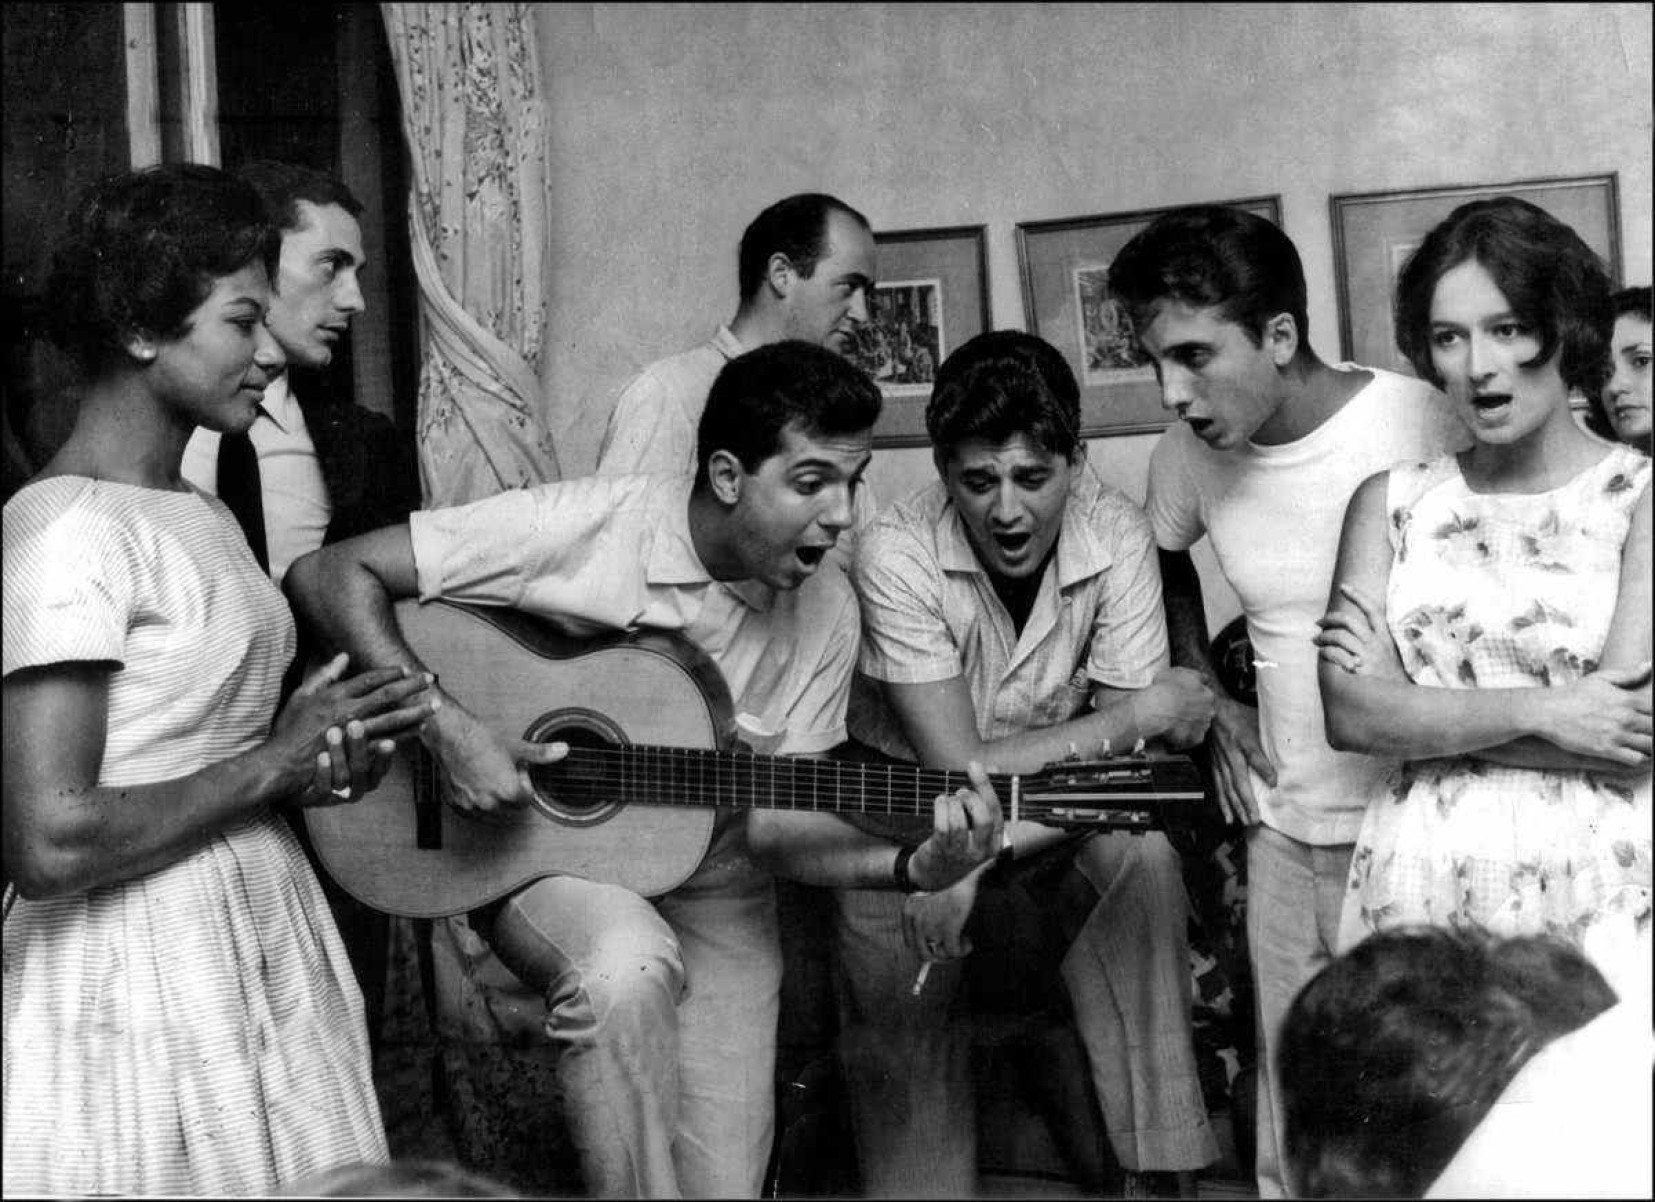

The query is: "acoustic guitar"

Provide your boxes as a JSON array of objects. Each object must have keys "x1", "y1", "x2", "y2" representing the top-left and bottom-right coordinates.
[{"x1": 304, "y1": 599, "x2": 1210, "y2": 918}]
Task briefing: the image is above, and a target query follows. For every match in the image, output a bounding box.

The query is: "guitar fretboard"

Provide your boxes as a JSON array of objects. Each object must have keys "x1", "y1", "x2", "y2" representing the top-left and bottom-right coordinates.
[{"x1": 544, "y1": 744, "x2": 1201, "y2": 825}]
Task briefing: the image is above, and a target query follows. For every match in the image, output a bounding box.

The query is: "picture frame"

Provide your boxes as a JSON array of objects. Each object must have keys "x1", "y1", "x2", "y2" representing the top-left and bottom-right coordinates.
[
  {"x1": 1016, "y1": 196, "x2": 1283, "y2": 439},
  {"x1": 846, "y1": 224, "x2": 990, "y2": 448},
  {"x1": 1330, "y1": 174, "x2": 1622, "y2": 374}
]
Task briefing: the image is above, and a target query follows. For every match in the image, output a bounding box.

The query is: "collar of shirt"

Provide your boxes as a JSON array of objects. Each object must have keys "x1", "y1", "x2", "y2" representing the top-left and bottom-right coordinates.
[
  {"x1": 711, "y1": 324, "x2": 746, "y2": 361},
  {"x1": 932, "y1": 471, "x2": 1116, "y2": 591},
  {"x1": 258, "y1": 374, "x2": 299, "y2": 433},
  {"x1": 640, "y1": 476, "x2": 777, "y2": 612}
]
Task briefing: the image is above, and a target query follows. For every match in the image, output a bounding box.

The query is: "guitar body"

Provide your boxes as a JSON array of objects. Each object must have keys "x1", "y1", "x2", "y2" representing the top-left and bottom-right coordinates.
[{"x1": 304, "y1": 599, "x2": 733, "y2": 917}]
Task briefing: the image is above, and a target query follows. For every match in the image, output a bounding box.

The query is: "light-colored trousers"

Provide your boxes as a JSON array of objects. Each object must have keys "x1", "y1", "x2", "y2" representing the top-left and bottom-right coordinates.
[
  {"x1": 833, "y1": 830, "x2": 1218, "y2": 1196},
  {"x1": 1244, "y1": 823, "x2": 1354, "y2": 1200},
  {"x1": 482, "y1": 819, "x2": 781, "y2": 1199}
]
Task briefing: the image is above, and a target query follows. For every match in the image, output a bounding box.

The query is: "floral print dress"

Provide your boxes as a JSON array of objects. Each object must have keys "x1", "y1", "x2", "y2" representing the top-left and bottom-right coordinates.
[{"x1": 1339, "y1": 445, "x2": 1652, "y2": 975}]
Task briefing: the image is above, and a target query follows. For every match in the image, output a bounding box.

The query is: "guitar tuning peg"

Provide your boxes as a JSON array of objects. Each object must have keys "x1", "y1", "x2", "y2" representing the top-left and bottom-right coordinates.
[
  {"x1": 1130, "y1": 738, "x2": 1147, "y2": 758},
  {"x1": 1065, "y1": 740, "x2": 1083, "y2": 763},
  {"x1": 1097, "y1": 739, "x2": 1111, "y2": 760}
]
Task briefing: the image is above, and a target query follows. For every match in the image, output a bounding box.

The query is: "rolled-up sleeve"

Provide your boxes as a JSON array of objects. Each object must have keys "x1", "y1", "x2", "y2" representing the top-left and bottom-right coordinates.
[
  {"x1": 409, "y1": 489, "x2": 537, "y2": 607},
  {"x1": 408, "y1": 478, "x2": 644, "y2": 618}
]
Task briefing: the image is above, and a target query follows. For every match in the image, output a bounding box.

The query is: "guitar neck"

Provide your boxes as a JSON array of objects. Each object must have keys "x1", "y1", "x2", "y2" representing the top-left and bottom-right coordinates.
[{"x1": 548, "y1": 744, "x2": 1202, "y2": 826}]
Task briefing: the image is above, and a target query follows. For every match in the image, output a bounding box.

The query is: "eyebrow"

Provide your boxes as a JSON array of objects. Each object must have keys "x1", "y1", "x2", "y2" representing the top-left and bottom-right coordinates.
[
  {"x1": 1432, "y1": 306, "x2": 1522, "y2": 326},
  {"x1": 1156, "y1": 338, "x2": 1213, "y2": 357},
  {"x1": 792, "y1": 451, "x2": 872, "y2": 475},
  {"x1": 316, "y1": 246, "x2": 363, "y2": 268}
]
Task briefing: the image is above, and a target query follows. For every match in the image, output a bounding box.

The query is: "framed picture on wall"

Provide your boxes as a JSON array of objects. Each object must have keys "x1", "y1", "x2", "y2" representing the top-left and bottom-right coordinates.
[
  {"x1": 1330, "y1": 174, "x2": 1622, "y2": 375},
  {"x1": 1016, "y1": 196, "x2": 1283, "y2": 438},
  {"x1": 846, "y1": 225, "x2": 989, "y2": 448}
]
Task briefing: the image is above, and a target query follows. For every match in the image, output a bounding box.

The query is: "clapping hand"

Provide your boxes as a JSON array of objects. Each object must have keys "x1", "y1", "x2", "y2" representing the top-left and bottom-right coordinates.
[{"x1": 273, "y1": 653, "x2": 439, "y2": 808}]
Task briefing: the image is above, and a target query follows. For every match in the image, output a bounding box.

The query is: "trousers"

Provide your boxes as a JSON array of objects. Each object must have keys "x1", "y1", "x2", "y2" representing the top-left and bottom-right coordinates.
[
  {"x1": 476, "y1": 817, "x2": 781, "y2": 1198},
  {"x1": 832, "y1": 830, "x2": 1217, "y2": 1196},
  {"x1": 1244, "y1": 824, "x2": 1354, "y2": 1200}
]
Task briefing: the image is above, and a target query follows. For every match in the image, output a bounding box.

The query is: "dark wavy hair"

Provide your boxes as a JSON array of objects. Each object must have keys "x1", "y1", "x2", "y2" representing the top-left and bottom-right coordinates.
[
  {"x1": 1583, "y1": 284, "x2": 1655, "y2": 444},
  {"x1": 1107, "y1": 205, "x2": 1310, "y2": 351},
  {"x1": 1394, "y1": 196, "x2": 1614, "y2": 396},
  {"x1": 238, "y1": 159, "x2": 363, "y2": 232},
  {"x1": 736, "y1": 193, "x2": 870, "y2": 302},
  {"x1": 1613, "y1": 284, "x2": 1654, "y2": 325},
  {"x1": 1280, "y1": 926, "x2": 1616, "y2": 1199},
  {"x1": 925, "y1": 329, "x2": 1082, "y2": 463},
  {"x1": 41, "y1": 163, "x2": 280, "y2": 377},
  {"x1": 695, "y1": 339, "x2": 881, "y2": 488}
]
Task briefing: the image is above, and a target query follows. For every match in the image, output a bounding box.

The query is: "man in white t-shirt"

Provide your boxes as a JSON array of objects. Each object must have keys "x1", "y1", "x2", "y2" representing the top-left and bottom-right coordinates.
[{"x1": 1108, "y1": 205, "x2": 1468, "y2": 1199}]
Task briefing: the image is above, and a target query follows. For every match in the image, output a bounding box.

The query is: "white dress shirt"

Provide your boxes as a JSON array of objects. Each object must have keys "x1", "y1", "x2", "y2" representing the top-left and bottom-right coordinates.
[{"x1": 181, "y1": 375, "x2": 332, "y2": 584}]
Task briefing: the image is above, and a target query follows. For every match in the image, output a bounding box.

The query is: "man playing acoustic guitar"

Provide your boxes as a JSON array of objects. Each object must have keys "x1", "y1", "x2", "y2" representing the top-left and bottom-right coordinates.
[
  {"x1": 748, "y1": 331, "x2": 1221, "y2": 1197},
  {"x1": 284, "y1": 340, "x2": 1006, "y2": 1199}
]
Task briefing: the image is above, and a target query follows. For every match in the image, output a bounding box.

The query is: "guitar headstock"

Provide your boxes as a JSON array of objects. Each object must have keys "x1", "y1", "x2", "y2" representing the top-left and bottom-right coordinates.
[{"x1": 1017, "y1": 753, "x2": 1208, "y2": 831}]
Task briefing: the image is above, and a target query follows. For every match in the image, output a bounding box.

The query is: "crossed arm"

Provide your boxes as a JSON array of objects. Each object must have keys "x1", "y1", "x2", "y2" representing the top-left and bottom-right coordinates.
[{"x1": 1315, "y1": 471, "x2": 1653, "y2": 773}]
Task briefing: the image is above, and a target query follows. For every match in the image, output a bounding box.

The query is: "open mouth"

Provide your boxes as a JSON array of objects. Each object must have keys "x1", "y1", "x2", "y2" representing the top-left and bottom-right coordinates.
[
  {"x1": 1186, "y1": 417, "x2": 1215, "y2": 438},
  {"x1": 994, "y1": 531, "x2": 1032, "y2": 556},
  {"x1": 796, "y1": 545, "x2": 828, "y2": 568},
  {"x1": 1471, "y1": 393, "x2": 1512, "y2": 416}
]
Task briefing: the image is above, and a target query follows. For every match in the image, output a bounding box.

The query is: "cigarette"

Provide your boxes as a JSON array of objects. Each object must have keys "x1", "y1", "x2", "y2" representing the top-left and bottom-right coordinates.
[{"x1": 911, "y1": 960, "x2": 933, "y2": 997}]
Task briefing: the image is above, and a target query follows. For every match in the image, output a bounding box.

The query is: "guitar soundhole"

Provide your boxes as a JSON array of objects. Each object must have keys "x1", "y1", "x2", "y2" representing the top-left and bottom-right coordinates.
[{"x1": 523, "y1": 708, "x2": 627, "y2": 827}]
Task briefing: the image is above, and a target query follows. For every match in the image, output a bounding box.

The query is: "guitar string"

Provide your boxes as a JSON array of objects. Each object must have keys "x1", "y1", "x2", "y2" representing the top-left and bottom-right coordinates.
[
  {"x1": 545, "y1": 745, "x2": 1188, "y2": 786},
  {"x1": 540, "y1": 748, "x2": 1194, "y2": 819},
  {"x1": 539, "y1": 783, "x2": 1170, "y2": 823}
]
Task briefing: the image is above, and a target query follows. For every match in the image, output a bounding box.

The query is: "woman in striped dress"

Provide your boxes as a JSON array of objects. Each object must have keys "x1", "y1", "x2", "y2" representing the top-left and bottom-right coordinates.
[{"x1": 2, "y1": 164, "x2": 435, "y2": 1195}]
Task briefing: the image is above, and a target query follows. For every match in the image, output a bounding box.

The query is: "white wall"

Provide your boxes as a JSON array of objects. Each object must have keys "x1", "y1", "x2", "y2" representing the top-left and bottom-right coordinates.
[{"x1": 533, "y1": 1, "x2": 1653, "y2": 633}]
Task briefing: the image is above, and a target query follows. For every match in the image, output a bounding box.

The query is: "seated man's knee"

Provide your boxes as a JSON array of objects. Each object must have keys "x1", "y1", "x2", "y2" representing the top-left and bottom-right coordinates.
[
  {"x1": 1077, "y1": 829, "x2": 1183, "y2": 900},
  {"x1": 485, "y1": 890, "x2": 687, "y2": 1038}
]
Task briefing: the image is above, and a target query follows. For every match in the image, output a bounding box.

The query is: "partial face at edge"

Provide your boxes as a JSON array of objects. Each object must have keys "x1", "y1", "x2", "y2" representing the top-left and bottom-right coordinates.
[{"x1": 1604, "y1": 313, "x2": 1653, "y2": 445}]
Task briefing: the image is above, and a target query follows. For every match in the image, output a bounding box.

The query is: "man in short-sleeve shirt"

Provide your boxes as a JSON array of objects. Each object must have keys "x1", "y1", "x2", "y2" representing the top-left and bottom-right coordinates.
[
  {"x1": 409, "y1": 471, "x2": 855, "y2": 755},
  {"x1": 287, "y1": 342, "x2": 1006, "y2": 1199},
  {"x1": 766, "y1": 331, "x2": 1220, "y2": 1195}
]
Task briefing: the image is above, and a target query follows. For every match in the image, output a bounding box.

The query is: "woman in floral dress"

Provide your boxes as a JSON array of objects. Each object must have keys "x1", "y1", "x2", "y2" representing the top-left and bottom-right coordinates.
[
  {"x1": 2, "y1": 165, "x2": 435, "y2": 1195},
  {"x1": 1315, "y1": 197, "x2": 1651, "y2": 988}
]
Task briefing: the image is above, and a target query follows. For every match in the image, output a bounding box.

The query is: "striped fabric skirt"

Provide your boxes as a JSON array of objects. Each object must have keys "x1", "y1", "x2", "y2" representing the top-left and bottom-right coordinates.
[{"x1": 3, "y1": 816, "x2": 387, "y2": 1196}]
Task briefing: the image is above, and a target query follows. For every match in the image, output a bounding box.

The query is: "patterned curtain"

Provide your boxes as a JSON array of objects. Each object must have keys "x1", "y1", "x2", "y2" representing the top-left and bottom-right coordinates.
[
  {"x1": 374, "y1": 8, "x2": 570, "y2": 1179},
  {"x1": 381, "y1": 1, "x2": 560, "y2": 507}
]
